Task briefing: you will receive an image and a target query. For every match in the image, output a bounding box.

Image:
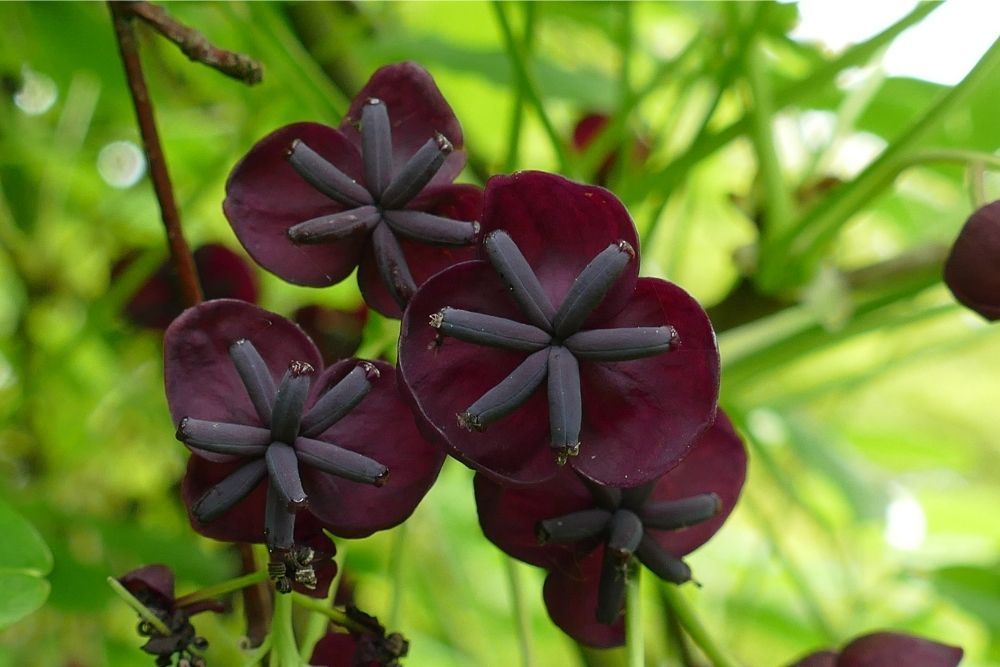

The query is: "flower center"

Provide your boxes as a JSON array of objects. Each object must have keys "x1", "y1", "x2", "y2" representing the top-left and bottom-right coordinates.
[
  {"x1": 176, "y1": 340, "x2": 389, "y2": 558},
  {"x1": 283, "y1": 98, "x2": 478, "y2": 308},
  {"x1": 430, "y1": 230, "x2": 675, "y2": 464},
  {"x1": 536, "y1": 480, "x2": 722, "y2": 624}
]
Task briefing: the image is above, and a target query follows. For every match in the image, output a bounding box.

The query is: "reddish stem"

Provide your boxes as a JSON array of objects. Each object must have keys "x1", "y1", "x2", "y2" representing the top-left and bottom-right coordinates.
[{"x1": 108, "y1": 1, "x2": 203, "y2": 308}]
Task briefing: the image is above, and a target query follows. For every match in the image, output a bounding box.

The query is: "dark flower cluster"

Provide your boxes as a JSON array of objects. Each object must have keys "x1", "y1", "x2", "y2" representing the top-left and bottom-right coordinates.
[
  {"x1": 790, "y1": 631, "x2": 963, "y2": 667},
  {"x1": 127, "y1": 59, "x2": 970, "y2": 663}
]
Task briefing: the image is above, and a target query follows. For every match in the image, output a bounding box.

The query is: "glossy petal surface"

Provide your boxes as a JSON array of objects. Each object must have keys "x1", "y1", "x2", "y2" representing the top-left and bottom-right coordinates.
[
  {"x1": 478, "y1": 171, "x2": 639, "y2": 325},
  {"x1": 299, "y1": 360, "x2": 445, "y2": 538},
  {"x1": 838, "y1": 632, "x2": 963, "y2": 667},
  {"x1": 542, "y1": 549, "x2": 624, "y2": 648},
  {"x1": 341, "y1": 61, "x2": 465, "y2": 185},
  {"x1": 164, "y1": 300, "x2": 322, "y2": 429},
  {"x1": 224, "y1": 122, "x2": 366, "y2": 287}
]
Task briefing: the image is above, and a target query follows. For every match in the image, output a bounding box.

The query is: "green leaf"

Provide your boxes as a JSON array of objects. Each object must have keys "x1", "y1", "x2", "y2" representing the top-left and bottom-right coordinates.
[{"x1": 0, "y1": 499, "x2": 52, "y2": 628}]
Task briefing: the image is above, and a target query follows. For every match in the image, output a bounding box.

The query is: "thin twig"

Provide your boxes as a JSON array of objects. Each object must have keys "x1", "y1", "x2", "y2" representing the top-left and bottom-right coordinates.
[
  {"x1": 126, "y1": 1, "x2": 262, "y2": 84},
  {"x1": 108, "y1": 1, "x2": 203, "y2": 308}
]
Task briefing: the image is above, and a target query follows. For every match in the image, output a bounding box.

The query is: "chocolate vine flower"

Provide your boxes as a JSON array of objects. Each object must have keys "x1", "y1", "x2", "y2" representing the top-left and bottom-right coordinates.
[
  {"x1": 790, "y1": 631, "x2": 963, "y2": 667},
  {"x1": 571, "y1": 113, "x2": 651, "y2": 187},
  {"x1": 944, "y1": 199, "x2": 1000, "y2": 321},
  {"x1": 475, "y1": 412, "x2": 746, "y2": 647},
  {"x1": 399, "y1": 171, "x2": 719, "y2": 486},
  {"x1": 164, "y1": 299, "x2": 444, "y2": 563},
  {"x1": 117, "y1": 244, "x2": 259, "y2": 330},
  {"x1": 223, "y1": 61, "x2": 482, "y2": 318},
  {"x1": 118, "y1": 564, "x2": 224, "y2": 666}
]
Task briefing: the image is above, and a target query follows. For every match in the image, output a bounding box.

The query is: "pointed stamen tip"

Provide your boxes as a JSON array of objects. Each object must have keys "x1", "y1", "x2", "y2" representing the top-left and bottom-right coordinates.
[
  {"x1": 175, "y1": 417, "x2": 190, "y2": 442},
  {"x1": 471, "y1": 221, "x2": 481, "y2": 238},
  {"x1": 231, "y1": 338, "x2": 250, "y2": 349},
  {"x1": 457, "y1": 411, "x2": 484, "y2": 432},
  {"x1": 553, "y1": 442, "x2": 581, "y2": 465},
  {"x1": 429, "y1": 310, "x2": 446, "y2": 328},
  {"x1": 287, "y1": 496, "x2": 309, "y2": 511},
  {"x1": 289, "y1": 360, "x2": 315, "y2": 377},
  {"x1": 616, "y1": 240, "x2": 636, "y2": 259},
  {"x1": 434, "y1": 132, "x2": 454, "y2": 154},
  {"x1": 709, "y1": 492, "x2": 723, "y2": 516},
  {"x1": 484, "y1": 229, "x2": 509, "y2": 245},
  {"x1": 286, "y1": 139, "x2": 302, "y2": 159},
  {"x1": 372, "y1": 467, "x2": 390, "y2": 487},
  {"x1": 667, "y1": 325, "x2": 679, "y2": 347},
  {"x1": 365, "y1": 97, "x2": 383, "y2": 106},
  {"x1": 359, "y1": 361, "x2": 381, "y2": 380}
]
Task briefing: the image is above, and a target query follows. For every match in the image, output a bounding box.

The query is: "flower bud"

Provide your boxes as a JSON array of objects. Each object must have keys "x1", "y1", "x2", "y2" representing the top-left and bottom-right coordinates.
[{"x1": 944, "y1": 200, "x2": 1000, "y2": 321}]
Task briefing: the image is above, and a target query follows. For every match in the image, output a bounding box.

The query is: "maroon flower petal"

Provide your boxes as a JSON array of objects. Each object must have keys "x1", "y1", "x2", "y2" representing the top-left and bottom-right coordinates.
[
  {"x1": 357, "y1": 183, "x2": 483, "y2": 318},
  {"x1": 642, "y1": 411, "x2": 746, "y2": 557},
  {"x1": 572, "y1": 277, "x2": 720, "y2": 486},
  {"x1": 341, "y1": 62, "x2": 466, "y2": 186},
  {"x1": 398, "y1": 261, "x2": 560, "y2": 484},
  {"x1": 838, "y1": 632, "x2": 963, "y2": 667},
  {"x1": 300, "y1": 360, "x2": 444, "y2": 538},
  {"x1": 310, "y1": 632, "x2": 362, "y2": 667},
  {"x1": 944, "y1": 199, "x2": 1000, "y2": 320},
  {"x1": 119, "y1": 564, "x2": 176, "y2": 610},
  {"x1": 181, "y1": 455, "x2": 267, "y2": 543},
  {"x1": 474, "y1": 469, "x2": 594, "y2": 569},
  {"x1": 195, "y1": 244, "x2": 260, "y2": 304},
  {"x1": 224, "y1": 123, "x2": 367, "y2": 287},
  {"x1": 478, "y1": 172, "x2": 639, "y2": 324},
  {"x1": 164, "y1": 300, "x2": 323, "y2": 429},
  {"x1": 789, "y1": 651, "x2": 837, "y2": 667},
  {"x1": 542, "y1": 549, "x2": 624, "y2": 648}
]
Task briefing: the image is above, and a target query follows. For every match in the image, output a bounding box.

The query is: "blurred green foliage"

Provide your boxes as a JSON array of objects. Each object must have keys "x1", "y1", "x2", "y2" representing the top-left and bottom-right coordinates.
[{"x1": 0, "y1": 2, "x2": 998, "y2": 666}]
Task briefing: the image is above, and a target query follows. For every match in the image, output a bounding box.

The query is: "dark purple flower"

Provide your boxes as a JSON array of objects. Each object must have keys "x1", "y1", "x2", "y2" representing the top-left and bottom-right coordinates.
[
  {"x1": 117, "y1": 564, "x2": 224, "y2": 665},
  {"x1": 475, "y1": 412, "x2": 746, "y2": 647},
  {"x1": 944, "y1": 199, "x2": 1000, "y2": 321},
  {"x1": 398, "y1": 171, "x2": 720, "y2": 486},
  {"x1": 117, "y1": 244, "x2": 259, "y2": 330},
  {"x1": 223, "y1": 62, "x2": 483, "y2": 318},
  {"x1": 164, "y1": 299, "x2": 444, "y2": 570},
  {"x1": 309, "y1": 608, "x2": 409, "y2": 667},
  {"x1": 294, "y1": 304, "x2": 368, "y2": 365},
  {"x1": 790, "y1": 631, "x2": 963, "y2": 667},
  {"x1": 571, "y1": 113, "x2": 651, "y2": 187}
]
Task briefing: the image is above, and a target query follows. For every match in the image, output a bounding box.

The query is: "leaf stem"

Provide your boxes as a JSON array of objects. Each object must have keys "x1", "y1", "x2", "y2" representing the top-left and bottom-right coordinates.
[
  {"x1": 492, "y1": 1, "x2": 569, "y2": 173},
  {"x1": 269, "y1": 588, "x2": 301, "y2": 667},
  {"x1": 106, "y1": 576, "x2": 172, "y2": 637},
  {"x1": 387, "y1": 522, "x2": 408, "y2": 629},
  {"x1": 107, "y1": 1, "x2": 202, "y2": 308},
  {"x1": 660, "y1": 585, "x2": 740, "y2": 667},
  {"x1": 626, "y1": 566, "x2": 643, "y2": 667},
  {"x1": 504, "y1": 2, "x2": 536, "y2": 172},
  {"x1": 174, "y1": 569, "x2": 269, "y2": 608},
  {"x1": 290, "y1": 592, "x2": 371, "y2": 635},
  {"x1": 504, "y1": 556, "x2": 535, "y2": 667}
]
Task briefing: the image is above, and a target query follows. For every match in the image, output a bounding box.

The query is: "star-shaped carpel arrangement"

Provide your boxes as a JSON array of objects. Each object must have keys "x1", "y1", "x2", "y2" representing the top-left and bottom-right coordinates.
[
  {"x1": 164, "y1": 300, "x2": 445, "y2": 583},
  {"x1": 224, "y1": 62, "x2": 483, "y2": 317},
  {"x1": 399, "y1": 171, "x2": 720, "y2": 487},
  {"x1": 475, "y1": 412, "x2": 747, "y2": 647}
]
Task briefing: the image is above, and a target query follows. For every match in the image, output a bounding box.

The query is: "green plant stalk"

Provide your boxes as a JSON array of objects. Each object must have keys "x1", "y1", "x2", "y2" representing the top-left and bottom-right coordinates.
[
  {"x1": 745, "y1": 37, "x2": 795, "y2": 241},
  {"x1": 661, "y1": 585, "x2": 740, "y2": 667},
  {"x1": 242, "y1": 636, "x2": 273, "y2": 667},
  {"x1": 504, "y1": 556, "x2": 535, "y2": 667},
  {"x1": 492, "y1": 1, "x2": 569, "y2": 174},
  {"x1": 626, "y1": 567, "x2": 643, "y2": 667},
  {"x1": 758, "y1": 37, "x2": 1000, "y2": 291},
  {"x1": 291, "y1": 592, "x2": 370, "y2": 635},
  {"x1": 106, "y1": 576, "x2": 172, "y2": 637},
  {"x1": 174, "y1": 570, "x2": 269, "y2": 608},
  {"x1": 387, "y1": 522, "x2": 408, "y2": 629},
  {"x1": 270, "y1": 589, "x2": 301, "y2": 667},
  {"x1": 299, "y1": 541, "x2": 347, "y2": 660},
  {"x1": 636, "y1": 2, "x2": 939, "y2": 233},
  {"x1": 504, "y1": 2, "x2": 536, "y2": 172}
]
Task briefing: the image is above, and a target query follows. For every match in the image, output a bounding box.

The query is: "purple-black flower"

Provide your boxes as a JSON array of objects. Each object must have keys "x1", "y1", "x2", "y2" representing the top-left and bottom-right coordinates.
[
  {"x1": 398, "y1": 171, "x2": 720, "y2": 486},
  {"x1": 790, "y1": 631, "x2": 963, "y2": 667},
  {"x1": 475, "y1": 412, "x2": 746, "y2": 647},
  {"x1": 117, "y1": 564, "x2": 224, "y2": 666},
  {"x1": 571, "y1": 113, "x2": 650, "y2": 187},
  {"x1": 117, "y1": 244, "x2": 259, "y2": 330},
  {"x1": 944, "y1": 199, "x2": 1000, "y2": 321},
  {"x1": 164, "y1": 299, "x2": 444, "y2": 566},
  {"x1": 223, "y1": 62, "x2": 483, "y2": 318}
]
